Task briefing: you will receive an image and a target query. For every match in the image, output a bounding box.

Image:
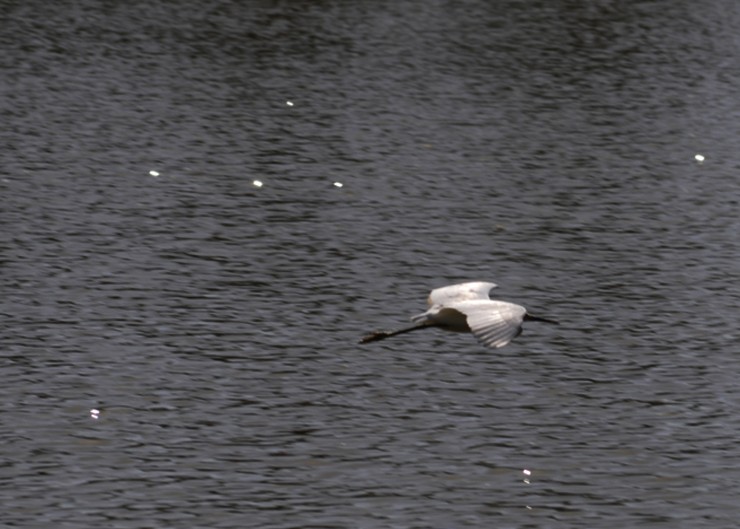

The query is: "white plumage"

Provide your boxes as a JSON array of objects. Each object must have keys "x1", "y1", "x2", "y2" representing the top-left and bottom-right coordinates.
[{"x1": 360, "y1": 281, "x2": 556, "y2": 349}]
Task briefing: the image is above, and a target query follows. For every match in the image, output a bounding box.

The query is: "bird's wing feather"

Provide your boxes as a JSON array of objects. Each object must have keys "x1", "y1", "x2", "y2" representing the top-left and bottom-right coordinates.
[
  {"x1": 427, "y1": 282, "x2": 497, "y2": 307},
  {"x1": 456, "y1": 300, "x2": 526, "y2": 349}
]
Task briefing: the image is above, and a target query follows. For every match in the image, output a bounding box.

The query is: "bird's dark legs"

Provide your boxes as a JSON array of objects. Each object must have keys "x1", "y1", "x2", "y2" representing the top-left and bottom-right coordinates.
[{"x1": 359, "y1": 323, "x2": 434, "y2": 344}]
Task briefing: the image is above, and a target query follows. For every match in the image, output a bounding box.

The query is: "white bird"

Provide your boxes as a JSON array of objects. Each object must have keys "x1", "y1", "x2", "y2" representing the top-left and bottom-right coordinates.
[{"x1": 360, "y1": 281, "x2": 557, "y2": 349}]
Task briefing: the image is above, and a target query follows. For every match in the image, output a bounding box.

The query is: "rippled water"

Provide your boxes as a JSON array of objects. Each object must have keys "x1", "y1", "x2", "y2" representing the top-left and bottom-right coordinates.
[{"x1": 3, "y1": 1, "x2": 740, "y2": 527}]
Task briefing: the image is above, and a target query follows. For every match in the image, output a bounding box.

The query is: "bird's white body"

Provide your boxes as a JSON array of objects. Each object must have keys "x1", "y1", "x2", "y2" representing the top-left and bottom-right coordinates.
[
  {"x1": 360, "y1": 281, "x2": 553, "y2": 349},
  {"x1": 411, "y1": 282, "x2": 527, "y2": 348}
]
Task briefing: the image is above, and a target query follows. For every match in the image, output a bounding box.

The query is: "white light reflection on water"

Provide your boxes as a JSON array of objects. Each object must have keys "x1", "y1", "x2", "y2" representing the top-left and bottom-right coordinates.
[
  {"x1": 89, "y1": 408, "x2": 100, "y2": 420},
  {"x1": 523, "y1": 469, "x2": 532, "y2": 510}
]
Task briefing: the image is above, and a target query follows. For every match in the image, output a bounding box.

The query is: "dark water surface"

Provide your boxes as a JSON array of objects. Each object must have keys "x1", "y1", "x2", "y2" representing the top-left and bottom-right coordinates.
[{"x1": 3, "y1": 1, "x2": 740, "y2": 527}]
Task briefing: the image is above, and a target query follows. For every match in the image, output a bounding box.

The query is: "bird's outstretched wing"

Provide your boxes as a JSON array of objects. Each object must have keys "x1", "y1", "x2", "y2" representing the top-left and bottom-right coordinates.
[
  {"x1": 427, "y1": 282, "x2": 497, "y2": 307},
  {"x1": 455, "y1": 299, "x2": 526, "y2": 349}
]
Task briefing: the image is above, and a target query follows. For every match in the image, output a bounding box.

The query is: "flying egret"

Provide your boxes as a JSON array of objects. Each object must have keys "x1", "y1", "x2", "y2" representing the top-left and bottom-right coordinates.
[{"x1": 360, "y1": 281, "x2": 557, "y2": 349}]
